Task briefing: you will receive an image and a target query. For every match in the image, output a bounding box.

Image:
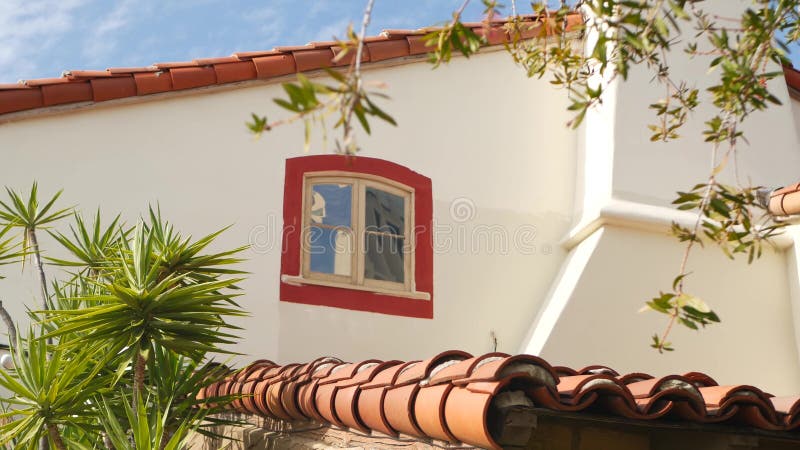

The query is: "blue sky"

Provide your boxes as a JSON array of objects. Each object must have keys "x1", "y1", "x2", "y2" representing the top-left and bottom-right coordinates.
[{"x1": 0, "y1": 0, "x2": 497, "y2": 83}]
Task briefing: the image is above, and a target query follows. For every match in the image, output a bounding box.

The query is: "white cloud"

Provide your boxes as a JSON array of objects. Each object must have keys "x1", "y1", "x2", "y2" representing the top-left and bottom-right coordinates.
[
  {"x1": 310, "y1": 18, "x2": 351, "y2": 43},
  {"x1": 0, "y1": 0, "x2": 87, "y2": 81},
  {"x1": 242, "y1": 7, "x2": 284, "y2": 47},
  {"x1": 82, "y1": 0, "x2": 138, "y2": 65}
]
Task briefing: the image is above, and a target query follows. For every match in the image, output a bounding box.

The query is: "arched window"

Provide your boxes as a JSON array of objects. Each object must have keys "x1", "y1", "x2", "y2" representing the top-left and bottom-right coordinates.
[{"x1": 280, "y1": 155, "x2": 433, "y2": 318}]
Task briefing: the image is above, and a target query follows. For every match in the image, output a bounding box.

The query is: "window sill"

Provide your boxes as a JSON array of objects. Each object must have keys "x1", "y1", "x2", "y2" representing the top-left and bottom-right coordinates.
[{"x1": 281, "y1": 275, "x2": 431, "y2": 301}]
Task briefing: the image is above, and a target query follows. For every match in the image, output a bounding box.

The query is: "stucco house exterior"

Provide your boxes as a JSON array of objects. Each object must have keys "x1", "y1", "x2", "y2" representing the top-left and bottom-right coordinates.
[{"x1": 3, "y1": 1, "x2": 800, "y2": 448}]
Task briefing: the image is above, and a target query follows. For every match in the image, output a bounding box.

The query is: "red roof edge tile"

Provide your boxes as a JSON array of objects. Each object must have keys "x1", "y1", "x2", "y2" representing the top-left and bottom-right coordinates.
[
  {"x1": 784, "y1": 65, "x2": 800, "y2": 96},
  {"x1": 0, "y1": 12, "x2": 589, "y2": 117},
  {"x1": 91, "y1": 77, "x2": 137, "y2": 102},
  {"x1": 133, "y1": 72, "x2": 173, "y2": 95},
  {"x1": 0, "y1": 89, "x2": 43, "y2": 114},
  {"x1": 41, "y1": 82, "x2": 93, "y2": 106},
  {"x1": 169, "y1": 66, "x2": 217, "y2": 90}
]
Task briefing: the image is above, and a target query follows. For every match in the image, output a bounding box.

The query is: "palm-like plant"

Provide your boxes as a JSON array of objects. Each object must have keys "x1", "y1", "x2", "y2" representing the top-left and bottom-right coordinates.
[
  {"x1": 146, "y1": 206, "x2": 248, "y2": 285},
  {"x1": 45, "y1": 221, "x2": 246, "y2": 410},
  {"x1": 0, "y1": 182, "x2": 72, "y2": 310},
  {"x1": 47, "y1": 210, "x2": 127, "y2": 279},
  {"x1": 0, "y1": 330, "x2": 111, "y2": 450},
  {"x1": 99, "y1": 392, "x2": 201, "y2": 450},
  {"x1": 148, "y1": 346, "x2": 238, "y2": 445},
  {"x1": 0, "y1": 189, "x2": 247, "y2": 450},
  {"x1": 0, "y1": 224, "x2": 23, "y2": 274},
  {"x1": 0, "y1": 224, "x2": 24, "y2": 343}
]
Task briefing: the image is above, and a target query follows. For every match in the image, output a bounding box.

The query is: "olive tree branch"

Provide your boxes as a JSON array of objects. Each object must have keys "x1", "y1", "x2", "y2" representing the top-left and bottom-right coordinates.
[{"x1": 341, "y1": 0, "x2": 375, "y2": 152}]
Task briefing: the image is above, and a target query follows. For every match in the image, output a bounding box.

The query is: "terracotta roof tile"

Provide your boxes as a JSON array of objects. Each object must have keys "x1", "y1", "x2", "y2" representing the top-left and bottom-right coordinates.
[
  {"x1": 331, "y1": 46, "x2": 370, "y2": 66},
  {"x1": 201, "y1": 351, "x2": 800, "y2": 449},
  {"x1": 66, "y1": 70, "x2": 116, "y2": 79},
  {"x1": 23, "y1": 77, "x2": 73, "y2": 86},
  {"x1": 0, "y1": 89, "x2": 43, "y2": 114},
  {"x1": 41, "y1": 82, "x2": 92, "y2": 106},
  {"x1": 5, "y1": 12, "x2": 800, "y2": 123},
  {"x1": 232, "y1": 50, "x2": 281, "y2": 60},
  {"x1": 365, "y1": 39, "x2": 409, "y2": 62},
  {"x1": 108, "y1": 66, "x2": 159, "y2": 74},
  {"x1": 292, "y1": 48, "x2": 335, "y2": 72},
  {"x1": 212, "y1": 61, "x2": 258, "y2": 84},
  {"x1": 169, "y1": 66, "x2": 217, "y2": 90},
  {"x1": 406, "y1": 35, "x2": 436, "y2": 56},
  {"x1": 0, "y1": 13, "x2": 582, "y2": 118},
  {"x1": 90, "y1": 77, "x2": 137, "y2": 102},
  {"x1": 0, "y1": 83, "x2": 27, "y2": 90},
  {"x1": 133, "y1": 72, "x2": 172, "y2": 95},
  {"x1": 769, "y1": 182, "x2": 800, "y2": 216},
  {"x1": 193, "y1": 56, "x2": 239, "y2": 65},
  {"x1": 153, "y1": 61, "x2": 199, "y2": 69}
]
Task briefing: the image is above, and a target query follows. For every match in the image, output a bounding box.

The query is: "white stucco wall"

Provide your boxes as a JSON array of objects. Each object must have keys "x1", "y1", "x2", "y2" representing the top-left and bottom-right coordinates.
[
  {"x1": 528, "y1": 226, "x2": 800, "y2": 395},
  {"x1": 0, "y1": 49, "x2": 576, "y2": 363},
  {"x1": 523, "y1": 0, "x2": 800, "y2": 394}
]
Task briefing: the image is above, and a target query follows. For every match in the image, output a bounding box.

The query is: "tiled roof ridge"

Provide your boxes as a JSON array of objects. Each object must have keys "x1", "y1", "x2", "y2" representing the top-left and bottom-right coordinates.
[
  {"x1": 0, "y1": 13, "x2": 583, "y2": 117},
  {"x1": 199, "y1": 350, "x2": 800, "y2": 449}
]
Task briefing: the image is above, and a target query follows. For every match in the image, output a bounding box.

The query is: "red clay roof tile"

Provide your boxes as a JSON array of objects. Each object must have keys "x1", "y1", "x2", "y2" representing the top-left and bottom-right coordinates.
[
  {"x1": 199, "y1": 351, "x2": 800, "y2": 449},
  {"x1": 292, "y1": 48, "x2": 335, "y2": 72},
  {"x1": 0, "y1": 89, "x2": 43, "y2": 114},
  {"x1": 169, "y1": 66, "x2": 217, "y2": 90},
  {"x1": 66, "y1": 70, "x2": 116, "y2": 78},
  {"x1": 212, "y1": 61, "x2": 257, "y2": 84},
  {"x1": 406, "y1": 35, "x2": 436, "y2": 56},
  {"x1": 23, "y1": 77, "x2": 73, "y2": 86},
  {"x1": 0, "y1": 83, "x2": 27, "y2": 90},
  {"x1": 154, "y1": 61, "x2": 199, "y2": 69},
  {"x1": 0, "y1": 13, "x2": 585, "y2": 118},
  {"x1": 133, "y1": 72, "x2": 173, "y2": 95},
  {"x1": 365, "y1": 39, "x2": 410, "y2": 62},
  {"x1": 193, "y1": 56, "x2": 240, "y2": 65},
  {"x1": 108, "y1": 66, "x2": 159, "y2": 74},
  {"x1": 252, "y1": 54, "x2": 296, "y2": 78},
  {"x1": 11, "y1": 11, "x2": 795, "y2": 128},
  {"x1": 41, "y1": 82, "x2": 92, "y2": 106},
  {"x1": 331, "y1": 46, "x2": 370, "y2": 66},
  {"x1": 90, "y1": 77, "x2": 137, "y2": 102},
  {"x1": 232, "y1": 50, "x2": 281, "y2": 60}
]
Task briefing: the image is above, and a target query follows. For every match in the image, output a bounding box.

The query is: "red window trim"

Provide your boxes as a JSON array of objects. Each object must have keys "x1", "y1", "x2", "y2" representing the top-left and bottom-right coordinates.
[{"x1": 280, "y1": 155, "x2": 434, "y2": 319}]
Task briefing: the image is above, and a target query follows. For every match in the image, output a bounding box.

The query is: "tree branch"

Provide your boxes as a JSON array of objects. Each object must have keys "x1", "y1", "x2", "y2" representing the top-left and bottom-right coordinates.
[{"x1": 342, "y1": 0, "x2": 376, "y2": 151}]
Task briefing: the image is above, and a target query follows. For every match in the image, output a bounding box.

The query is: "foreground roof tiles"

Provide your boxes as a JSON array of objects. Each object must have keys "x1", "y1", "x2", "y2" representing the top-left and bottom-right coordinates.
[
  {"x1": 0, "y1": 14, "x2": 582, "y2": 117},
  {"x1": 769, "y1": 181, "x2": 800, "y2": 216},
  {"x1": 199, "y1": 351, "x2": 800, "y2": 449}
]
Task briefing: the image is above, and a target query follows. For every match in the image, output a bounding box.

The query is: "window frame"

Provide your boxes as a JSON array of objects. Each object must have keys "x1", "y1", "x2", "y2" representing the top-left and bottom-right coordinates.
[
  {"x1": 301, "y1": 173, "x2": 415, "y2": 293},
  {"x1": 280, "y1": 155, "x2": 433, "y2": 319}
]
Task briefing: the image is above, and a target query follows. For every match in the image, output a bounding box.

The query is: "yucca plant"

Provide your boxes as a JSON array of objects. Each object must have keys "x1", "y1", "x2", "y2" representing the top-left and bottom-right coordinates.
[
  {"x1": 0, "y1": 329, "x2": 112, "y2": 450},
  {"x1": 0, "y1": 182, "x2": 72, "y2": 311},
  {"x1": 145, "y1": 206, "x2": 248, "y2": 286},
  {"x1": 0, "y1": 223, "x2": 24, "y2": 343},
  {"x1": 147, "y1": 346, "x2": 240, "y2": 444},
  {"x1": 47, "y1": 210, "x2": 127, "y2": 280},
  {"x1": 0, "y1": 224, "x2": 23, "y2": 274},
  {"x1": 99, "y1": 392, "x2": 201, "y2": 450},
  {"x1": 44, "y1": 220, "x2": 246, "y2": 411},
  {"x1": 0, "y1": 188, "x2": 248, "y2": 450}
]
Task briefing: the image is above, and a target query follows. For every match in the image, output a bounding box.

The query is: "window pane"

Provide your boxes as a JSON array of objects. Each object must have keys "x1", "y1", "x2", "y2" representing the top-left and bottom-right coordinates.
[
  {"x1": 365, "y1": 187, "x2": 405, "y2": 235},
  {"x1": 364, "y1": 234, "x2": 404, "y2": 283},
  {"x1": 311, "y1": 184, "x2": 352, "y2": 227},
  {"x1": 308, "y1": 226, "x2": 352, "y2": 276}
]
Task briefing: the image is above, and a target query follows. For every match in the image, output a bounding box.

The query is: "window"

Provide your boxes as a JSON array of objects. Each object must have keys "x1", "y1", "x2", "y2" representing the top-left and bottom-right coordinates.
[{"x1": 280, "y1": 155, "x2": 433, "y2": 318}]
